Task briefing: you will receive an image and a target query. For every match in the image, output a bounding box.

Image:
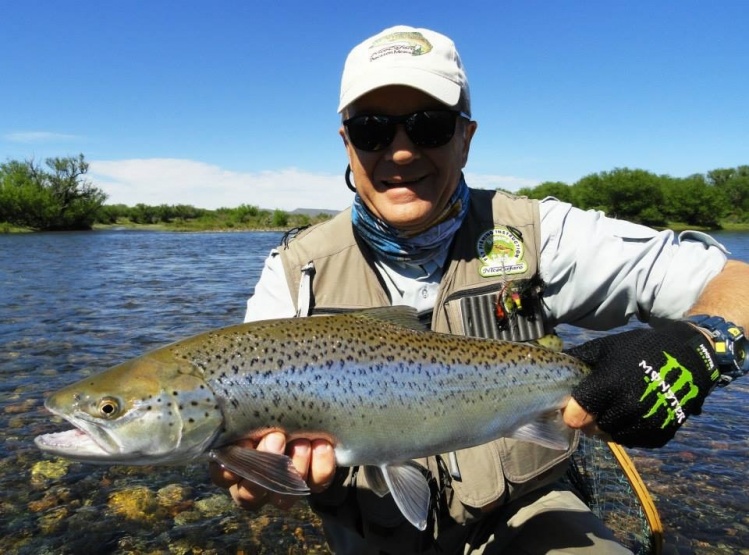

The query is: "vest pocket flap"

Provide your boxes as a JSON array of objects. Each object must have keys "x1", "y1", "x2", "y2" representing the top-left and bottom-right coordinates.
[
  {"x1": 498, "y1": 434, "x2": 579, "y2": 483},
  {"x1": 447, "y1": 442, "x2": 506, "y2": 508}
]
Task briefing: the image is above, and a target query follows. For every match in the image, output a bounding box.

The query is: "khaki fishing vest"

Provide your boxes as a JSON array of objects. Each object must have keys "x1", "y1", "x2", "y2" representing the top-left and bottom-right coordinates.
[{"x1": 277, "y1": 189, "x2": 577, "y2": 552}]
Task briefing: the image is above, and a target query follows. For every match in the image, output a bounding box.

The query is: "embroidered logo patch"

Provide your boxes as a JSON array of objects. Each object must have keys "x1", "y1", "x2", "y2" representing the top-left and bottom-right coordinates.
[
  {"x1": 369, "y1": 31, "x2": 433, "y2": 60},
  {"x1": 476, "y1": 227, "x2": 528, "y2": 278}
]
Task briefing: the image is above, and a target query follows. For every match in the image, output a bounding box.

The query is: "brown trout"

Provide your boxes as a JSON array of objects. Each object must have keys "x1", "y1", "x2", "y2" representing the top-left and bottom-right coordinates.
[{"x1": 35, "y1": 307, "x2": 588, "y2": 529}]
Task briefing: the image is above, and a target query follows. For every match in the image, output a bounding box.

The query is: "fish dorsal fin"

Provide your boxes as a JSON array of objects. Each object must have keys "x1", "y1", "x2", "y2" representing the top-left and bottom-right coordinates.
[
  {"x1": 509, "y1": 411, "x2": 575, "y2": 451},
  {"x1": 374, "y1": 462, "x2": 431, "y2": 531},
  {"x1": 210, "y1": 445, "x2": 309, "y2": 496},
  {"x1": 352, "y1": 306, "x2": 427, "y2": 331}
]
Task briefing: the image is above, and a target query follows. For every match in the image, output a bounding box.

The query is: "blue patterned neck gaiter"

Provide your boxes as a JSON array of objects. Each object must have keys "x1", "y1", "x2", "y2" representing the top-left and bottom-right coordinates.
[{"x1": 351, "y1": 177, "x2": 470, "y2": 264}]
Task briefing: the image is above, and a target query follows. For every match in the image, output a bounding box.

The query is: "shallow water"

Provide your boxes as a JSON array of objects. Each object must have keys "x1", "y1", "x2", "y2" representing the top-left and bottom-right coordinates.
[{"x1": 1, "y1": 229, "x2": 747, "y2": 554}]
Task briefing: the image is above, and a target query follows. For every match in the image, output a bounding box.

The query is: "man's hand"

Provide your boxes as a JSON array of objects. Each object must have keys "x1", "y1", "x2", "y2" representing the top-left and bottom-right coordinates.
[
  {"x1": 563, "y1": 322, "x2": 721, "y2": 448},
  {"x1": 209, "y1": 432, "x2": 336, "y2": 510}
]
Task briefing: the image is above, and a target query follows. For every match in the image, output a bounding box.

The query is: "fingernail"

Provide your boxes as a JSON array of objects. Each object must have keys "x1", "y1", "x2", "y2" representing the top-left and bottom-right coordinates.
[{"x1": 266, "y1": 433, "x2": 285, "y2": 452}]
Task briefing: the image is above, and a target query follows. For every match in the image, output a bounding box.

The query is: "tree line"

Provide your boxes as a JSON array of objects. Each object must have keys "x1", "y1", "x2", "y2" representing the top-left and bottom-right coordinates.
[
  {"x1": 0, "y1": 155, "x2": 330, "y2": 231},
  {"x1": 97, "y1": 202, "x2": 327, "y2": 231},
  {"x1": 0, "y1": 154, "x2": 106, "y2": 231},
  {"x1": 516, "y1": 166, "x2": 749, "y2": 228},
  {"x1": 1, "y1": 154, "x2": 747, "y2": 232}
]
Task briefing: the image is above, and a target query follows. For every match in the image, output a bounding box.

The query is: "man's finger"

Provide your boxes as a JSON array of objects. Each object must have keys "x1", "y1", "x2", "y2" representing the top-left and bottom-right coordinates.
[
  {"x1": 563, "y1": 397, "x2": 597, "y2": 430},
  {"x1": 309, "y1": 440, "x2": 336, "y2": 493},
  {"x1": 287, "y1": 439, "x2": 312, "y2": 481}
]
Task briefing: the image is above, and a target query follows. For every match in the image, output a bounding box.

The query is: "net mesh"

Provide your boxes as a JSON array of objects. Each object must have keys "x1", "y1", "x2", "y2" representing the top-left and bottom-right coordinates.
[{"x1": 562, "y1": 436, "x2": 659, "y2": 555}]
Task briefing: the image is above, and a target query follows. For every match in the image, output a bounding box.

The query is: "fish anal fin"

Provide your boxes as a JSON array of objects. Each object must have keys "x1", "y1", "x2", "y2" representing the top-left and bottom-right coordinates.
[
  {"x1": 379, "y1": 462, "x2": 431, "y2": 531},
  {"x1": 210, "y1": 445, "x2": 309, "y2": 496},
  {"x1": 510, "y1": 412, "x2": 574, "y2": 451},
  {"x1": 362, "y1": 465, "x2": 390, "y2": 498}
]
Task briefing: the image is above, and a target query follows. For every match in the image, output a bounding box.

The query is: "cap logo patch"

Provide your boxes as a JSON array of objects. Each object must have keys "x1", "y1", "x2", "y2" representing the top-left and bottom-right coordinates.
[{"x1": 369, "y1": 31, "x2": 433, "y2": 61}]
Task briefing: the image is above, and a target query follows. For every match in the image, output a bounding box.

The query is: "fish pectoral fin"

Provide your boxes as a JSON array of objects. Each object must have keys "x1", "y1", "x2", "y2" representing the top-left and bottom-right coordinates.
[
  {"x1": 210, "y1": 445, "x2": 310, "y2": 496},
  {"x1": 510, "y1": 412, "x2": 574, "y2": 451},
  {"x1": 379, "y1": 462, "x2": 431, "y2": 531}
]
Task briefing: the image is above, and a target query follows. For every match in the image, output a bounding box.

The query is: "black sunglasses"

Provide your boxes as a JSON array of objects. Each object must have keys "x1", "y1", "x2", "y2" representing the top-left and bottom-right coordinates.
[{"x1": 343, "y1": 109, "x2": 470, "y2": 152}]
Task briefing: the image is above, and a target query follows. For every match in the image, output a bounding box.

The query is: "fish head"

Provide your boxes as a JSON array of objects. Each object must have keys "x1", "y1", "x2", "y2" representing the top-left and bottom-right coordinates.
[{"x1": 35, "y1": 350, "x2": 223, "y2": 465}]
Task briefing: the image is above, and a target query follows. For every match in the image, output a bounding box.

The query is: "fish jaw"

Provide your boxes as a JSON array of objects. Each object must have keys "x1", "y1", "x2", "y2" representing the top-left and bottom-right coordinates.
[
  {"x1": 34, "y1": 428, "x2": 114, "y2": 461},
  {"x1": 35, "y1": 353, "x2": 224, "y2": 465}
]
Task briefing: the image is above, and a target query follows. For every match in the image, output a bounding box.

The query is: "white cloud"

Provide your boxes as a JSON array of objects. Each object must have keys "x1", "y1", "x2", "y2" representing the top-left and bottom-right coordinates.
[
  {"x1": 4, "y1": 131, "x2": 82, "y2": 143},
  {"x1": 464, "y1": 172, "x2": 540, "y2": 192},
  {"x1": 87, "y1": 158, "x2": 541, "y2": 212},
  {"x1": 89, "y1": 158, "x2": 353, "y2": 211}
]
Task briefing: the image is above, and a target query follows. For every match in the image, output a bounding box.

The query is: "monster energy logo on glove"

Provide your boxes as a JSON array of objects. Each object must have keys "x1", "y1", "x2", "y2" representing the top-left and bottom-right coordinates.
[{"x1": 639, "y1": 353, "x2": 700, "y2": 428}]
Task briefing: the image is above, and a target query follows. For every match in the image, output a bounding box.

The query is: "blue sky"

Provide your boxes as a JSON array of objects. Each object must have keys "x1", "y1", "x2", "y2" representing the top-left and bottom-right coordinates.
[{"x1": 2, "y1": 1, "x2": 747, "y2": 210}]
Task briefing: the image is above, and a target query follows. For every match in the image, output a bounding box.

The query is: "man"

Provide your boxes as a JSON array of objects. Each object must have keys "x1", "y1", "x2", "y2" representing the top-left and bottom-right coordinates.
[{"x1": 212, "y1": 25, "x2": 749, "y2": 554}]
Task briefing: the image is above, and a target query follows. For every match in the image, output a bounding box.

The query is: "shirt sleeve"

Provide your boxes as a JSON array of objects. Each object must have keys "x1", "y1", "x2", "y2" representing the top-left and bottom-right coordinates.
[
  {"x1": 538, "y1": 198, "x2": 728, "y2": 330},
  {"x1": 244, "y1": 249, "x2": 296, "y2": 323}
]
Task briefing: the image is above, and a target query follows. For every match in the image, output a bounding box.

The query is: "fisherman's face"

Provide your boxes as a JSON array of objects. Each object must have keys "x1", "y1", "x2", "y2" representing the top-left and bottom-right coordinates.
[{"x1": 341, "y1": 86, "x2": 477, "y2": 234}]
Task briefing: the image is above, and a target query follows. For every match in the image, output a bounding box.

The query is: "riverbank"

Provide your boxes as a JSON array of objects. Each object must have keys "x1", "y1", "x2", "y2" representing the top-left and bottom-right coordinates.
[{"x1": 3, "y1": 219, "x2": 749, "y2": 234}]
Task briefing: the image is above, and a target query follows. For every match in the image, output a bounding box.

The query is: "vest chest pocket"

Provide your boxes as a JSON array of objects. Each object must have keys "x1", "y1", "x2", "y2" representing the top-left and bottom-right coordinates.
[{"x1": 442, "y1": 435, "x2": 578, "y2": 524}]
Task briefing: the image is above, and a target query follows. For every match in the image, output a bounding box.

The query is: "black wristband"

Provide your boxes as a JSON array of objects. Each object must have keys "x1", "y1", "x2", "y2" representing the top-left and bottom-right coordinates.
[{"x1": 684, "y1": 314, "x2": 749, "y2": 386}]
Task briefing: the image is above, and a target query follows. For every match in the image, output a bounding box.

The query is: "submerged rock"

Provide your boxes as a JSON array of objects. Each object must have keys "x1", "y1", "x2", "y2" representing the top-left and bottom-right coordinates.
[
  {"x1": 108, "y1": 485, "x2": 164, "y2": 522},
  {"x1": 30, "y1": 459, "x2": 71, "y2": 486}
]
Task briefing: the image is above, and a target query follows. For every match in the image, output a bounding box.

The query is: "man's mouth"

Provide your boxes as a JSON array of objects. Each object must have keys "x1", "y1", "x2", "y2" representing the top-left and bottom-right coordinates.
[{"x1": 382, "y1": 176, "x2": 426, "y2": 187}]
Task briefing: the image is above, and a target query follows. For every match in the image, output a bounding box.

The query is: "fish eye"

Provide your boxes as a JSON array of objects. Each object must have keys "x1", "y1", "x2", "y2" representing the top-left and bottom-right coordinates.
[{"x1": 97, "y1": 397, "x2": 120, "y2": 418}]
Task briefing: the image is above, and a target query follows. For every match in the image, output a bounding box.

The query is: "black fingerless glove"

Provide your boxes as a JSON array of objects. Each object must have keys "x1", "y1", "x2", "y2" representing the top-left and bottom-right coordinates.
[{"x1": 565, "y1": 322, "x2": 721, "y2": 448}]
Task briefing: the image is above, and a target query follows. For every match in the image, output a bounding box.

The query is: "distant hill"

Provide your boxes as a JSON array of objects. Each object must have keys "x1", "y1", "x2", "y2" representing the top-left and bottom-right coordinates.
[{"x1": 290, "y1": 208, "x2": 340, "y2": 216}]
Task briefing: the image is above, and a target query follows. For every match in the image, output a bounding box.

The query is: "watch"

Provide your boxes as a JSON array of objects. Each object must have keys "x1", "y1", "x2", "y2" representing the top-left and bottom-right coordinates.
[{"x1": 685, "y1": 314, "x2": 749, "y2": 386}]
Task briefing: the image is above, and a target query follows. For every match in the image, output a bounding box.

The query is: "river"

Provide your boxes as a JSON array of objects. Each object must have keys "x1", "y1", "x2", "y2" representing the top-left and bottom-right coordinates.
[{"x1": 0, "y1": 229, "x2": 747, "y2": 554}]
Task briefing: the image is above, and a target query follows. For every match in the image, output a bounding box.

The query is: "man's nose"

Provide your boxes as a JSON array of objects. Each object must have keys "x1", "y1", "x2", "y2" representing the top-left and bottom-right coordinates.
[{"x1": 387, "y1": 125, "x2": 420, "y2": 164}]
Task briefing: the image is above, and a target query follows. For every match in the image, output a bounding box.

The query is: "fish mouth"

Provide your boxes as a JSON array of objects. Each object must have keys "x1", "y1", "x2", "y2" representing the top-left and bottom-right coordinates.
[
  {"x1": 35, "y1": 400, "x2": 126, "y2": 462},
  {"x1": 34, "y1": 428, "x2": 114, "y2": 461}
]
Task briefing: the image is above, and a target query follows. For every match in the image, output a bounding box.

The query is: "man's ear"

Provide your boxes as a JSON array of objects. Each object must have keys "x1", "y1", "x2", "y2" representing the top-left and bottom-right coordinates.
[{"x1": 461, "y1": 120, "x2": 478, "y2": 167}]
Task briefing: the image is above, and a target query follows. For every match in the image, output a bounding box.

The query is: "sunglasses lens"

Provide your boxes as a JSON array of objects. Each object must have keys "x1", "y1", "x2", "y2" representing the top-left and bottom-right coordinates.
[
  {"x1": 345, "y1": 116, "x2": 394, "y2": 151},
  {"x1": 406, "y1": 111, "x2": 458, "y2": 148},
  {"x1": 344, "y1": 110, "x2": 461, "y2": 152}
]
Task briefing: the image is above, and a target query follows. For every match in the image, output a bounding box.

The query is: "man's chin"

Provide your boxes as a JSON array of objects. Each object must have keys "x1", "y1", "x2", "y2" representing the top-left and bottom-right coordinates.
[{"x1": 377, "y1": 204, "x2": 440, "y2": 234}]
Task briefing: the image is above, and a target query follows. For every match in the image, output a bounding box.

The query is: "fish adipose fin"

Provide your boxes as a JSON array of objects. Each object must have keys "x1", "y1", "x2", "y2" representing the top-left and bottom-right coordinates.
[
  {"x1": 363, "y1": 462, "x2": 431, "y2": 531},
  {"x1": 510, "y1": 411, "x2": 574, "y2": 451},
  {"x1": 210, "y1": 445, "x2": 310, "y2": 496}
]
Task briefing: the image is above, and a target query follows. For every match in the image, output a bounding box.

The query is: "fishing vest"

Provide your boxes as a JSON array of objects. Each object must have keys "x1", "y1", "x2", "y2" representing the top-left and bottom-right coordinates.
[{"x1": 277, "y1": 189, "x2": 578, "y2": 553}]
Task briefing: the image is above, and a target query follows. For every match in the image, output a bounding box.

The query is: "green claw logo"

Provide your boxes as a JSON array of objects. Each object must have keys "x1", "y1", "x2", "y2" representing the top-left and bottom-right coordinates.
[{"x1": 639, "y1": 353, "x2": 699, "y2": 429}]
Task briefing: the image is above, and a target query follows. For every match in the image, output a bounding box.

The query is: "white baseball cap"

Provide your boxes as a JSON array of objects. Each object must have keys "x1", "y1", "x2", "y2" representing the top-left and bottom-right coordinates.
[{"x1": 338, "y1": 25, "x2": 470, "y2": 114}]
